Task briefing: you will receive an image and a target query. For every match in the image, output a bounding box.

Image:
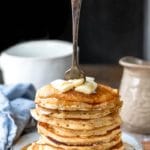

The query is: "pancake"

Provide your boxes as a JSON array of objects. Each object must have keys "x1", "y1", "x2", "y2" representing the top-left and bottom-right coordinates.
[
  {"x1": 36, "y1": 84, "x2": 119, "y2": 104},
  {"x1": 37, "y1": 136, "x2": 121, "y2": 150},
  {"x1": 38, "y1": 122, "x2": 121, "y2": 137},
  {"x1": 25, "y1": 142, "x2": 125, "y2": 150},
  {"x1": 22, "y1": 144, "x2": 32, "y2": 150},
  {"x1": 31, "y1": 109, "x2": 121, "y2": 130},
  {"x1": 36, "y1": 104, "x2": 120, "y2": 119},
  {"x1": 26, "y1": 142, "x2": 63, "y2": 150},
  {"x1": 112, "y1": 142, "x2": 125, "y2": 150},
  {"x1": 38, "y1": 123, "x2": 121, "y2": 145},
  {"x1": 36, "y1": 97, "x2": 122, "y2": 111}
]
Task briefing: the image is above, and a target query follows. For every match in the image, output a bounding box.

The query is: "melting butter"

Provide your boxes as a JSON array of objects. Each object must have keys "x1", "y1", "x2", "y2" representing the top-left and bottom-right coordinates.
[{"x1": 51, "y1": 77, "x2": 97, "y2": 94}]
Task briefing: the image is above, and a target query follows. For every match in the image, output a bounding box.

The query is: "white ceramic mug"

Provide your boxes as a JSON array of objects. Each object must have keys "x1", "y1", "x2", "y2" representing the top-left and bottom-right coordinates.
[{"x1": 0, "y1": 40, "x2": 72, "y2": 89}]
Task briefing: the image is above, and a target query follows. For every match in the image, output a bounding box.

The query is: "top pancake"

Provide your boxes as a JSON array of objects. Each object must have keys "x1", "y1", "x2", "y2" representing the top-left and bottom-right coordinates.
[{"x1": 36, "y1": 84, "x2": 119, "y2": 104}]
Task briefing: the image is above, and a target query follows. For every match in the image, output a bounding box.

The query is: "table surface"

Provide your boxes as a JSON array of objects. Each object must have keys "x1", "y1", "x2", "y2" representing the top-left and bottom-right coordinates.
[{"x1": 81, "y1": 64, "x2": 122, "y2": 88}]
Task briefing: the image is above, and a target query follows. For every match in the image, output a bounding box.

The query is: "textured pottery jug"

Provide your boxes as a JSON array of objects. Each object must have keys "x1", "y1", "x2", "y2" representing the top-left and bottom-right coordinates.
[{"x1": 119, "y1": 56, "x2": 150, "y2": 133}]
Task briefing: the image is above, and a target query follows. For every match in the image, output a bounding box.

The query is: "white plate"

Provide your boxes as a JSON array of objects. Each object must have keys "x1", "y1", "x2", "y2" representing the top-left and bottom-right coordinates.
[
  {"x1": 122, "y1": 132, "x2": 143, "y2": 150},
  {"x1": 12, "y1": 131, "x2": 143, "y2": 150},
  {"x1": 12, "y1": 132, "x2": 39, "y2": 150}
]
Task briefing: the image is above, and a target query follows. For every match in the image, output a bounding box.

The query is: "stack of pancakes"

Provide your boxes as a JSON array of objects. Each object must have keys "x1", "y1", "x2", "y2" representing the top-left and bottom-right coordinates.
[{"x1": 27, "y1": 84, "x2": 124, "y2": 150}]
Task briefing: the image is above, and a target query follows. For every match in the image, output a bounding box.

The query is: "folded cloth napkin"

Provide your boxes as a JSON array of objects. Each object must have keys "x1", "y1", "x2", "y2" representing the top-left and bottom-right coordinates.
[{"x1": 0, "y1": 84, "x2": 36, "y2": 150}]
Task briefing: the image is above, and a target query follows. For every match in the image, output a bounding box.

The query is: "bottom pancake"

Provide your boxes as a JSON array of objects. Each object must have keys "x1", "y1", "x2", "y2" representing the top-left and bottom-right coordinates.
[
  {"x1": 22, "y1": 144, "x2": 32, "y2": 150},
  {"x1": 26, "y1": 141, "x2": 124, "y2": 150},
  {"x1": 25, "y1": 142, "x2": 62, "y2": 150},
  {"x1": 112, "y1": 142, "x2": 125, "y2": 150},
  {"x1": 37, "y1": 135, "x2": 122, "y2": 150}
]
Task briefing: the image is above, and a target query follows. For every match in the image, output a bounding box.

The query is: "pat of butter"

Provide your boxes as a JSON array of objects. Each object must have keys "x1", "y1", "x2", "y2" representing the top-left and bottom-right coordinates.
[
  {"x1": 75, "y1": 79, "x2": 97, "y2": 94},
  {"x1": 51, "y1": 77, "x2": 97, "y2": 94},
  {"x1": 51, "y1": 79, "x2": 74, "y2": 93}
]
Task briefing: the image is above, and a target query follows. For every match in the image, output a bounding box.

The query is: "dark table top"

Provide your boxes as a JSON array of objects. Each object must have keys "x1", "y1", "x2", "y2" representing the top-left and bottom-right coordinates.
[{"x1": 81, "y1": 64, "x2": 123, "y2": 88}]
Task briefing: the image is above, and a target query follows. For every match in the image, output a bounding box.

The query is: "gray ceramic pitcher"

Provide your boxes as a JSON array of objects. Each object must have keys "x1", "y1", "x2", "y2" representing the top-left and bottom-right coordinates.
[{"x1": 119, "y1": 56, "x2": 150, "y2": 134}]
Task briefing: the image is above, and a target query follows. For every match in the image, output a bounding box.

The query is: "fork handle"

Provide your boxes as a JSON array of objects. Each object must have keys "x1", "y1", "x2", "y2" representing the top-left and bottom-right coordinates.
[{"x1": 71, "y1": 0, "x2": 82, "y2": 67}]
